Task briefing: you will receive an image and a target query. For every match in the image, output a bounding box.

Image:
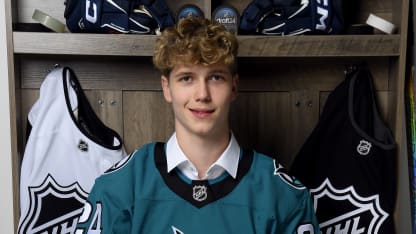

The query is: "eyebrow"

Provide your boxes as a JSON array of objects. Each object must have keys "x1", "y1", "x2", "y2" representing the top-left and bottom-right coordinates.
[
  {"x1": 210, "y1": 69, "x2": 229, "y2": 74},
  {"x1": 172, "y1": 71, "x2": 194, "y2": 77},
  {"x1": 171, "y1": 67, "x2": 231, "y2": 78}
]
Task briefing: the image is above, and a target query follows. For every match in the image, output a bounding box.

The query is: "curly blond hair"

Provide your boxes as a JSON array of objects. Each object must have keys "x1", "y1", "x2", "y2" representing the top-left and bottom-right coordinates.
[{"x1": 153, "y1": 17, "x2": 239, "y2": 76}]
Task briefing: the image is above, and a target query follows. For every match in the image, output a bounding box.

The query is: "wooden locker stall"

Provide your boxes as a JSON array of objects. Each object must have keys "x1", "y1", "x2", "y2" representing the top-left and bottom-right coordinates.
[{"x1": 1, "y1": 0, "x2": 412, "y2": 232}]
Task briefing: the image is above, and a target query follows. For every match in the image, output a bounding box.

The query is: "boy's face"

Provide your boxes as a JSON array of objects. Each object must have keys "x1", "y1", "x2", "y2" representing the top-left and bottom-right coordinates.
[{"x1": 161, "y1": 63, "x2": 238, "y2": 138}]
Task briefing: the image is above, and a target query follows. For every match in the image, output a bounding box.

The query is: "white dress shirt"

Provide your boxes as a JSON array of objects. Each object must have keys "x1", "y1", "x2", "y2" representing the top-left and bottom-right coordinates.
[{"x1": 166, "y1": 133, "x2": 240, "y2": 180}]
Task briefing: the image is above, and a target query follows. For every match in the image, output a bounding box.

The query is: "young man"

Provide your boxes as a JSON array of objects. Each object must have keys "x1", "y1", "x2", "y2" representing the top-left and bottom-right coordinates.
[{"x1": 76, "y1": 17, "x2": 319, "y2": 234}]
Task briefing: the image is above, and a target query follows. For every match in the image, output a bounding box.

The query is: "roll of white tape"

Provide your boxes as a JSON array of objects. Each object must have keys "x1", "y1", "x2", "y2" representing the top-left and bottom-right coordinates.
[
  {"x1": 365, "y1": 13, "x2": 396, "y2": 34},
  {"x1": 32, "y1": 9, "x2": 66, "y2": 33}
]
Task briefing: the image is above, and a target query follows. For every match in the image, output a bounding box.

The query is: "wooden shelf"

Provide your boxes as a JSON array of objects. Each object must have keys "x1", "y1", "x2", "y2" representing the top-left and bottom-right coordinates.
[{"x1": 13, "y1": 32, "x2": 401, "y2": 57}]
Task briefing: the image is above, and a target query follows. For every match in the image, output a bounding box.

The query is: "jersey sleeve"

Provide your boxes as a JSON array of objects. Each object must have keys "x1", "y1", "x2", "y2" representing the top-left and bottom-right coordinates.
[
  {"x1": 279, "y1": 192, "x2": 320, "y2": 234},
  {"x1": 75, "y1": 179, "x2": 132, "y2": 234}
]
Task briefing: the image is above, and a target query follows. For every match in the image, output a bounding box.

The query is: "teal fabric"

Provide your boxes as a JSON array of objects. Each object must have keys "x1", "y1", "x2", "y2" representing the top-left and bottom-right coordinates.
[{"x1": 76, "y1": 143, "x2": 319, "y2": 234}]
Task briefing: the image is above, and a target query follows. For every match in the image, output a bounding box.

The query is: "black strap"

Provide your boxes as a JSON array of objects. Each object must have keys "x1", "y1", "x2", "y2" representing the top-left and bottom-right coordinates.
[{"x1": 62, "y1": 67, "x2": 123, "y2": 150}]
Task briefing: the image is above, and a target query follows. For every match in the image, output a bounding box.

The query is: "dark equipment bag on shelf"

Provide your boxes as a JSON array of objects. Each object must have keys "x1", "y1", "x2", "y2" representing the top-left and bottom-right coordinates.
[{"x1": 64, "y1": 0, "x2": 174, "y2": 34}]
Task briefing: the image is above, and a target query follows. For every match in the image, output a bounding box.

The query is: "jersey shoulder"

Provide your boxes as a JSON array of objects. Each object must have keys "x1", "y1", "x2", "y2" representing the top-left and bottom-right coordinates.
[
  {"x1": 252, "y1": 151, "x2": 307, "y2": 191},
  {"x1": 96, "y1": 142, "x2": 158, "y2": 181}
]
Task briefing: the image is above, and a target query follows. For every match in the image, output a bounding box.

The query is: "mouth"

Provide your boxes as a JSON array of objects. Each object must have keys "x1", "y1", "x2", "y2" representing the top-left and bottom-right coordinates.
[{"x1": 190, "y1": 108, "x2": 215, "y2": 118}]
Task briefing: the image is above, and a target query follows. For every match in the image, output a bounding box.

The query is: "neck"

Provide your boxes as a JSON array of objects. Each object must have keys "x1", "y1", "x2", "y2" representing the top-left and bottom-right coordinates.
[{"x1": 176, "y1": 131, "x2": 230, "y2": 179}]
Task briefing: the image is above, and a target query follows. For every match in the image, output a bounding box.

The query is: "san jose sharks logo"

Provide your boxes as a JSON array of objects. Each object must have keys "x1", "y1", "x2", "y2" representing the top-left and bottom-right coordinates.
[
  {"x1": 310, "y1": 178, "x2": 388, "y2": 234},
  {"x1": 172, "y1": 226, "x2": 184, "y2": 234},
  {"x1": 273, "y1": 159, "x2": 305, "y2": 189},
  {"x1": 18, "y1": 174, "x2": 88, "y2": 234}
]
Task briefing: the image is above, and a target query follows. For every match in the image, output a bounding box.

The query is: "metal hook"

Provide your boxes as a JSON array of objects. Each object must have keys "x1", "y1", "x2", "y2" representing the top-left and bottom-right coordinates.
[{"x1": 344, "y1": 64, "x2": 357, "y2": 76}]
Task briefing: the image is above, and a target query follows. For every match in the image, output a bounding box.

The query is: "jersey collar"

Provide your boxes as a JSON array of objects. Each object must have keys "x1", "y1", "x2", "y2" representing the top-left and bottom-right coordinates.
[{"x1": 166, "y1": 133, "x2": 240, "y2": 179}]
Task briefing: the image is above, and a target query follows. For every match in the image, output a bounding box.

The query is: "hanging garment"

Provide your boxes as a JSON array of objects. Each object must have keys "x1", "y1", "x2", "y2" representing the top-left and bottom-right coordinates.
[
  {"x1": 290, "y1": 64, "x2": 397, "y2": 234},
  {"x1": 18, "y1": 67, "x2": 127, "y2": 234}
]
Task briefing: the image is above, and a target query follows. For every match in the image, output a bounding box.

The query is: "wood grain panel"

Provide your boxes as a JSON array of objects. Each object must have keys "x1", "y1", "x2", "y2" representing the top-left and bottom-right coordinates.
[
  {"x1": 238, "y1": 35, "x2": 400, "y2": 57},
  {"x1": 123, "y1": 91, "x2": 174, "y2": 153},
  {"x1": 20, "y1": 57, "x2": 391, "y2": 92},
  {"x1": 286, "y1": 90, "x2": 320, "y2": 165},
  {"x1": 20, "y1": 89, "x2": 39, "y2": 151},
  {"x1": 14, "y1": 33, "x2": 157, "y2": 55},
  {"x1": 84, "y1": 90, "x2": 124, "y2": 138},
  {"x1": 238, "y1": 58, "x2": 390, "y2": 91},
  {"x1": 14, "y1": 32, "x2": 401, "y2": 57},
  {"x1": 229, "y1": 92, "x2": 294, "y2": 167},
  {"x1": 20, "y1": 56, "x2": 160, "y2": 90}
]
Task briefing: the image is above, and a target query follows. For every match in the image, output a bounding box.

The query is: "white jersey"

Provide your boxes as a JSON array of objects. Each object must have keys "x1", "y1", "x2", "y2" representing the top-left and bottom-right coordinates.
[{"x1": 18, "y1": 67, "x2": 127, "y2": 234}]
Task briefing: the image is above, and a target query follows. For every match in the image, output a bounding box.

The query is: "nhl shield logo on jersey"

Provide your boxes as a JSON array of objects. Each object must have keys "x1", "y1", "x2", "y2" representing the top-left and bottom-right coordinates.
[
  {"x1": 18, "y1": 174, "x2": 88, "y2": 234},
  {"x1": 310, "y1": 178, "x2": 388, "y2": 234},
  {"x1": 78, "y1": 139, "x2": 89, "y2": 152},
  {"x1": 192, "y1": 185, "x2": 208, "y2": 202},
  {"x1": 357, "y1": 139, "x2": 372, "y2": 156}
]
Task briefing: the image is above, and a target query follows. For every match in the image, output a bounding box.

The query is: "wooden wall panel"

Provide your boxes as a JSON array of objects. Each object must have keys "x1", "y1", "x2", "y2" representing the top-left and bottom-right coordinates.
[
  {"x1": 20, "y1": 57, "x2": 391, "y2": 92},
  {"x1": 20, "y1": 57, "x2": 160, "y2": 90},
  {"x1": 84, "y1": 90, "x2": 124, "y2": 138},
  {"x1": 20, "y1": 89, "x2": 38, "y2": 160},
  {"x1": 287, "y1": 90, "x2": 320, "y2": 164},
  {"x1": 230, "y1": 92, "x2": 293, "y2": 167},
  {"x1": 123, "y1": 91, "x2": 174, "y2": 153}
]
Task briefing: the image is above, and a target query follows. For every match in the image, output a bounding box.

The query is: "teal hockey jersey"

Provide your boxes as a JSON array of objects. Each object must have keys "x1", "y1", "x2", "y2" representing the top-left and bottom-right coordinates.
[{"x1": 76, "y1": 142, "x2": 319, "y2": 234}]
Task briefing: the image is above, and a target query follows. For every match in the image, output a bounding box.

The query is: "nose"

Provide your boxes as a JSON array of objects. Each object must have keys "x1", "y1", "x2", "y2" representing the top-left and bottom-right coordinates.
[{"x1": 195, "y1": 80, "x2": 211, "y2": 102}]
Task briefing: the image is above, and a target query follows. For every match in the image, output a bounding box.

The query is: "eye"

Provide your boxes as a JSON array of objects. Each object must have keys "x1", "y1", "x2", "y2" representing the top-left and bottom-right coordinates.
[
  {"x1": 210, "y1": 74, "x2": 225, "y2": 81},
  {"x1": 178, "y1": 76, "x2": 192, "y2": 83}
]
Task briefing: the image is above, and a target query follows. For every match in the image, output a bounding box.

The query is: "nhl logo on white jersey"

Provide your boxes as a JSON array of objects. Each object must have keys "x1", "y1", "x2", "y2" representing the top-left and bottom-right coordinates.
[
  {"x1": 310, "y1": 178, "x2": 388, "y2": 234},
  {"x1": 78, "y1": 139, "x2": 88, "y2": 152},
  {"x1": 192, "y1": 185, "x2": 208, "y2": 202},
  {"x1": 357, "y1": 140, "x2": 372, "y2": 156},
  {"x1": 18, "y1": 174, "x2": 88, "y2": 234}
]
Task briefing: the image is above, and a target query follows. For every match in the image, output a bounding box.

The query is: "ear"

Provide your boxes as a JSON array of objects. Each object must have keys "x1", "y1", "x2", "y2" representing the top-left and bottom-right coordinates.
[
  {"x1": 231, "y1": 74, "x2": 239, "y2": 101},
  {"x1": 161, "y1": 75, "x2": 172, "y2": 103}
]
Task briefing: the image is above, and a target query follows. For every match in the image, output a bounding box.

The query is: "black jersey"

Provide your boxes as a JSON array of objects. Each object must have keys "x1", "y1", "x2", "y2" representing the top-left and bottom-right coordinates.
[{"x1": 290, "y1": 64, "x2": 397, "y2": 234}]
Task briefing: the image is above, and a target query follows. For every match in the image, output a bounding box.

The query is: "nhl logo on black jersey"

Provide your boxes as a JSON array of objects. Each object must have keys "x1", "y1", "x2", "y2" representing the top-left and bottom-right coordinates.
[
  {"x1": 192, "y1": 185, "x2": 208, "y2": 202},
  {"x1": 310, "y1": 178, "x2": 388, "y2": 233},
  {"x1": 357, "y1": 139, "x2": 372, "y2": 156},
  {"x1": 18, "y1": 174, "x2": 88, "y2": 234}
]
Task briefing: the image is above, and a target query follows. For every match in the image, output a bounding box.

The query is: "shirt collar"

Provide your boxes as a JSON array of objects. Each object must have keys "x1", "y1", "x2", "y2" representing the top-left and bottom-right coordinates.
[{"x1": 166, "y1": 133, "x2": 240, "y2": 179}]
